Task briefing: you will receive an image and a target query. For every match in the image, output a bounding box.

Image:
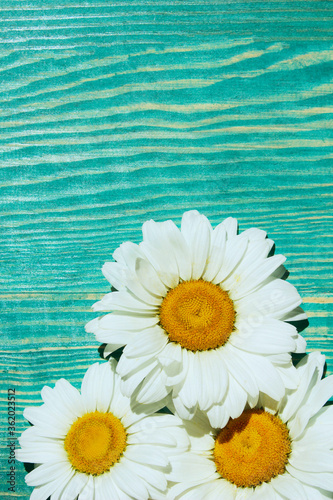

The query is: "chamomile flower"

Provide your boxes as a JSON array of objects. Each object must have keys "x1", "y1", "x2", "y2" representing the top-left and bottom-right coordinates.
[
  {"x1": 168, "y1": 352, "x2": 333, "y2": 500},
  {"x1": 86, "y1": 210, "x2": 307, "y2": 424},
  {"x1": 16, "y1": 360, "x2": 189, "y2": 500}
]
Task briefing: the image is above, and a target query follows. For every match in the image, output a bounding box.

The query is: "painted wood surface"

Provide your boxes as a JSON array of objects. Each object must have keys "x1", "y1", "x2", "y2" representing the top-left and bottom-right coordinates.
[{"x1": 1, "y1": 1, "x2": 332, "y2": 497}]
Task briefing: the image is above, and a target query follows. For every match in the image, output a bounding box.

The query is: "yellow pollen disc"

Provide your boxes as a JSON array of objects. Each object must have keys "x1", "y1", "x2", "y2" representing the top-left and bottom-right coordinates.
[
  {"x1": 64, "y1": 411, "x2": 127, "y2": 476},
  {"x1": 214, "y1": 409, "x2": 291, "y2": 487},
  {"x1": 159, "y1": 279, "x2": 235, "y2": 351}
]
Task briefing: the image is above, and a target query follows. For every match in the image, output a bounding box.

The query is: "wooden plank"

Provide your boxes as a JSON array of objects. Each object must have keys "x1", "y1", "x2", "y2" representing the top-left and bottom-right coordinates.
[{"x1": 0, "y1": 1, "x2": 332, "y2": 496}]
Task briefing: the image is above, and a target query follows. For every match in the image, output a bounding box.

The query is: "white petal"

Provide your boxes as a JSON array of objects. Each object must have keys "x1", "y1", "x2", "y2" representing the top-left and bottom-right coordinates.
[
  {"x1": 136, "y1": 366, "x2": 169, "y2": 404},
  {"x1": 17, "y1": 431, "x2": 66, "y2": 463},
  {"x1": 85, "y1": 317, "x2": 136, "y2": 346},
  {"x1": 56, "y1": 473, "x2": 88, "y2": 500},
  {"x1": 289, "y1": 375, "x2": 333, "y2": 439},
  {"x1": 299, "y1": 405, "x2": 333, "y2": 448},
  {"x1": 26, "y1": 461, "x2": 73, "y2": 487},
  {"x1": 271, "y1": 473, "x2": 307, "y2": 500},
  {"x1": 213, "y1": 235, "x2": 248, "y2": 284},
  {"x1": 127, "y1": 426, "x2": 177, "y2": 447},
  {"x1": 231, "y1": 320, "x2": 297, "y2": 355},
  {"x1": 139, "y1": 244, "x2": 179, "y2": 289},
  {"x1": 172, "y1": 392, "x2": 197, "y2": 420},
  {"x1": 237, "y1": 351, "x2": 285, "y2": 401},
  {"x1": 303, "y1": 484, "x2": 333, "y2": 500},
  {"x1": 180, "y1": 210, "x2": 212, "y2": 279},
  {"x1": 122, "y1": 398, "x2": 171, "y2": 428},
  {"x1": 206, "y1": 402, "x2": 230, "y2": 429},
  {"x1": 41, "y1": 379, "x2": 85, "y2": 421},
  {"x1": 93, "y1": 361, "x2": 115, "y2": 412},
  {"x1": 202, "y1": 223, "x2": 227, "y2": 282},
  {"x1": 244, "y1": 482, "x2": 278, "y2": 499},
  {"x1": 165, "y1": 347, "x2": 189, "y2": 387},
  {"x1": 241, "y1": 227, "x2": 267, "y2": 241},
  {"x1": 168, "y1": 453, "x2": 216, "y2": 483},
  {"x1": 230, "y1": 254, "x2": 286, "y2": 299},
  {"x1": 112, "y1": 241, "x2": 144, "y2": 270},
  {"x1": 80, "y1": 362, "x2": 113, "y2": 413},
  {"x1": 175, "y1": 482, "x2": 213, "y2": 500},
  {"x1": 102, "y1": 261, "x2": 126, "y2": 290},
  {"x1": 224, "y1": 239, "x2": 273, "y2": 294},
  {"x1": 23, "y1": 405, "x2": 70, "y2": 438},
  {"x1": 287, "y1": 463, "x2": 333, "y2": 490},
  {"x1": 107, "y1": 374, "x2": 131, "y2": 420},
  {"x1": 167, "y1": 480, "x2": 210, "y2": 500},
  {"x1": 280, "y1": 352, "x2": 326, "y2": 425},
  {"x1": 175, "y1": 351, "x2": 199, "y2": 409},
  {"x1": 274, "y1": 362, "x2": 299, "y2": 391},
  {"x1": 222, "y1": 373, "x2": 248, "y2": 419},
  {"x1": 222, "y1": 344, "x2": 258, "y2": 398},
  {"x1": 235, "y1": 279, "x2": 303, "y2": 321},
  {"x1": 190, "y1": 216, "x2": 211, "y2": 279},
  {"x1": 299, "y1": 427, "x2": 333, "y2": 451},
  {"x1": 294, "y1": 333, "x2": 307, "y2": 353},
  {"x1": 207, "y1": 349, "x2": 229, "y2": 403},
  {"x1": 122, "y1": 325, "x2": 168, "y2": 358},
  {"x1": 290, "y1": 447, "x2": 333, "y2": 473},
  {"x1": 149, "y1": 484, "x2": 171, "y2": 500},
  {"x1": 92, "y1": 290, "x2": 157, "y2": 313},
  {"x1": 222, "y1": 216, "x2": 238, "y2": 238},
  {"x1": 78, "y1": 475, "x2": 96, "y2": 500},
  {"x1": 309, "y1": 404, "x2": 333, "y2": 426},
  {"x1": 119, "y1": 359, "x2": 158, "y2": 398},
  {"x1": 120, "y1": 361, "x2": 157, "y2": 398},
  {"x1": 196, "y1": 350, "x2": 228, "y2": 410},
  {"x1": 233, "y1": 237, "x2": 273, "y2": 274},
  {"x1": 123, "y1": 444, "x2": 169, "y2": 468},
  {"x1": 124, "y1": 457, "x2": 167, "y2": 491},
  {"x1": 144, "y1": 218, "x2": 192, "y2": 282},
  {"x1": 128, "y1": 413, "x2": 183, "y2": 434},
  {"x1": 94, "y1": 474, "x2": 118, "y2": 500},
  {"x1": 180, "y1": 414, "x2": 214, "y2": 452},
  {"x1": 280, "y1": 306, "x2": 308, "y2": 323},
  {"x1": 111, "y1": 461, "x2": 149, "y2": 499},
  {"x1": 141, "y1": 219, "x2": 181, "y2": 287},
  {"x1": 158, "y1": 341, "x2": 183, "y2": 369},
  {"x1": 99, "y1": 311, "x2": 158, "y2": 331},
  {"x1": 29, "y1": 468, "x2": 74, "y2": 500},
  {"x1": 205, "y1": 479, "x2": 236, "y2": 500},
  {"x1": 135, "y1": 257, "x2": 168, "y2": 296},
  {"x1": 117, "y1": 350, "x2": 155, "y2": 377}
]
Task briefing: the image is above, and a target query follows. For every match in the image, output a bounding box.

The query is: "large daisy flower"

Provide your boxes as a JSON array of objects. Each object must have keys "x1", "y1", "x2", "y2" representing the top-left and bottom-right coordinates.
[
  {"x1": 168, "y1": 352, "x2": 333, "y2": 499},
  {"x1": 86, "y1": 210, "x2": 307, "y2": 423},
  {"x1": 16, "y1": 360, "x2": 189, "y2": 500}
]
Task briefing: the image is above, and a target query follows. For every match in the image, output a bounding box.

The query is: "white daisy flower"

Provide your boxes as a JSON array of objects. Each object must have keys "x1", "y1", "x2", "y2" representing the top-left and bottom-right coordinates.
[
  {"x1": 168, "y1": 352, "x2": 333, "y2": 500},
  {"x1": 16, "y1": 360, "x2": 189, "y2": 500},
  {"x1": 86, "y1": 210, "x2": 307, "y2": 424}
]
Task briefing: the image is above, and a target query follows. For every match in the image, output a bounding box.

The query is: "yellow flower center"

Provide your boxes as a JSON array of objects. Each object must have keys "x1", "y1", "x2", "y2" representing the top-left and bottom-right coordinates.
[
  {"x1": 159, "y1": 279, "x2": 235, "y2": 351},
  {"x1": 64, "y1": 411, "x2": 127, "y2": 475},
  {"x1": 214, "y1": 409, "x2": 291, "y2": 487}
]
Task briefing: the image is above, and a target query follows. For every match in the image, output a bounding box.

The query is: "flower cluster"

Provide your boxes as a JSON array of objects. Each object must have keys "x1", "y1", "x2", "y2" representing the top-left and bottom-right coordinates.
[{"x1": 17, "y1": 211, "x2": 333, "y2": 499}]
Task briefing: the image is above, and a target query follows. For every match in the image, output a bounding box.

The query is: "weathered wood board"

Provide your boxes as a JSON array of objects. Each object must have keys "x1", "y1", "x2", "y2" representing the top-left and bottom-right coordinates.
[{"x1": 1, "y1": 1, "x2": 332, "y2": 497}]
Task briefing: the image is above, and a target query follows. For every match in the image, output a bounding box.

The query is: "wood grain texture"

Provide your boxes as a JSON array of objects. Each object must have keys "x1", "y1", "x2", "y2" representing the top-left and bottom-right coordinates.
[{"x1": 1, "y1": 1, "x2": 332, "y2": 497}]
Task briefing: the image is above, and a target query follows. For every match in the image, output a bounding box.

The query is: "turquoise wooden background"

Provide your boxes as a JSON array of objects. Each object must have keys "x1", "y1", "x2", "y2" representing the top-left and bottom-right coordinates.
[{"x1": 1, "y1": 1, "x2": 332, "y2": 497}]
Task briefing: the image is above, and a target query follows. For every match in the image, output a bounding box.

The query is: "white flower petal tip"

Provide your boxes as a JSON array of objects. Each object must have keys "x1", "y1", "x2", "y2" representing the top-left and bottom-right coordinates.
[
  {"x1": 84, "y1": 317, "x2": 98, "y2": 334},
  {"x1": 17, "y1": 361, "x2": 187, "y2": 500},
  {"x1": 169, "y1": 354, "x2": 333, "y2": 499},
  {"x1": 86, "y1": 211, "x2": 307, "y2": 421}
]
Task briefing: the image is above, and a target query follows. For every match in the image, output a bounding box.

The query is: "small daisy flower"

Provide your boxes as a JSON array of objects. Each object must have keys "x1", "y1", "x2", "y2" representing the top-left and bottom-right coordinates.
[
  {"x1": 86, "y1": 210, "x2": 307, "y2": 423},
  {"x1": 167, "y1": 352, "x2": 333, "y2": 500},
  {"x1": 16, "y1": 360, "x2": 189, "y2": 500}
]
